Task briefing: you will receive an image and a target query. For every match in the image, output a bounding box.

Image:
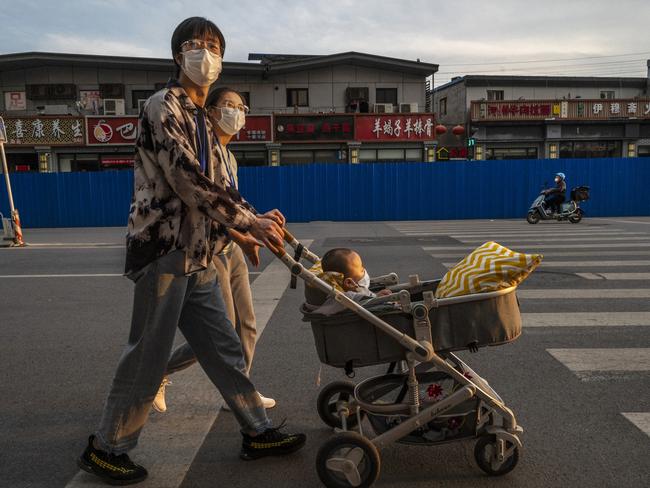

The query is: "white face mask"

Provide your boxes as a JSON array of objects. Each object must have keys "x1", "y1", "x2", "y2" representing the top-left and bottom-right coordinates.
[
  {"x1": 355, "y1": 270, "x2": 370, "y2": 291},
  {"x1": 217, "y1": 106, "x2": 246, "y2": 135},
  {"x1": 180, "y1": 49, "x2": 222, "y2": 87}
]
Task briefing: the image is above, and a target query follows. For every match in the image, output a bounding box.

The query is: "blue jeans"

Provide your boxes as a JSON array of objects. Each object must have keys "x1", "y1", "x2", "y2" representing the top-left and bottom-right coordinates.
[{"x1": 94, "y1": 251, "x2": 270, "y2": 455}]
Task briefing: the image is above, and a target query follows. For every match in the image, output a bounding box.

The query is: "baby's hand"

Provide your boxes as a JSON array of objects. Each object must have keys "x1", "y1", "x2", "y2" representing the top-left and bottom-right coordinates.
[{"x1": 377, "y1": 289, "x2": 392, "y2": 297}]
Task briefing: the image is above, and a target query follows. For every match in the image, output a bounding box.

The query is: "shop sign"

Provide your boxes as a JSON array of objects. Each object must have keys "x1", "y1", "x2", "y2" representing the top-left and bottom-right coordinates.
[
  {"x1": 86, "y1": 116, "x2": 138, "y2": 145},
  {"x1": 233, "y1": 115, "x2": 273, "y2": 143},
  {"x1": 473, "y1": 99, "x2": 650, "y2": 121},
  {"x1": 436, "y1": 146, "x2": 468, "y2": 160},
  {"x1": 79, "y1": 90, "x2": 101, "y2": 114},
  {"x1": 356, "y1": 114, "x2": 435, "y2": 141},
  {"x1": 101, "y1": 157, "x2": 134, "y2": 167},
  {"x1": 4, "y1": 91, "x2": 27, "y2": 111},
  {"x1": 2, "y1": 116, "x2": 84, "y2": 146},
  {"x1": 275, "y1": 115, "x2": 354, "y2": 142}
]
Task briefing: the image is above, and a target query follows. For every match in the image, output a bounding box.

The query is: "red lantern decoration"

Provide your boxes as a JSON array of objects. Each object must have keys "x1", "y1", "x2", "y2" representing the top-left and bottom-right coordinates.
[
  {"x1": 452, "y1": 125, "x2": 465, "y2": 136},
  {"x1": 434, "y1": 124, "x2": 447, "y2": 136}
]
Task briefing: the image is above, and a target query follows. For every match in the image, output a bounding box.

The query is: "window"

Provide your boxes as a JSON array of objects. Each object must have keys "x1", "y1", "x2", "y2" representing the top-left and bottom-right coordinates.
[
  {"x1": 131, "y1": 90, "x2": 155, "y2": 109},
  {"x1": 439, "y1": 97, "x2": 447, "y2": 116},
  {"x1": 638, "y1": 145, "x2": 650, "y2": 157},
  {"x1": 559, "y1": 141, "x2": 621, "y2": 159},
  {"x1": 600, "y1": 90, "x2": 615, "y2": 99},
  {"x1": 487, "y1": 90, "x2": 504, "y2": 101},
  {"x1": 287, "y1": 88, "x2": 308, "y2": 107},
  {"x1": 376, "y1": 88, "x2": 398, "y2": 105},
  {"x1": 231, "y1": 150, "x2": 266, "y2": 166},
  {"x1": 486, "y1": 147, "x2": 538, "y2": 160}
]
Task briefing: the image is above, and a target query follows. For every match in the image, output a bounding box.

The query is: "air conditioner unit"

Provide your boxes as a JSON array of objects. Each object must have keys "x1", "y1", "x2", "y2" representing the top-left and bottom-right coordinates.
[
  {"x1": 137, "y1": 99, "x2": 147, "y2": 112},
  {"x1": 399, "y1": 103, "x2": 419, "y2": 113},
  {"x1": 374, "y1": 103, "x2": 394, "y2": 114},
  {"x1": 103, "y1": 99, "x2": 125, "y2": 116}
]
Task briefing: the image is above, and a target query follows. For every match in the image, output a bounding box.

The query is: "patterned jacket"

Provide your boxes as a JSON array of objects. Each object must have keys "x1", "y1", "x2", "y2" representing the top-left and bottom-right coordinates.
[{"x1": 125, "y1": 82, "x2": 257, "y2": 276}]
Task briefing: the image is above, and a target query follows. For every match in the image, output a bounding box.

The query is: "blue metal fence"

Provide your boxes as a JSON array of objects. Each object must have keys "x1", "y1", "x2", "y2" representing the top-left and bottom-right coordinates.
[{"x1": 1, "y1": 158, "x2": 649, "y2": 228}]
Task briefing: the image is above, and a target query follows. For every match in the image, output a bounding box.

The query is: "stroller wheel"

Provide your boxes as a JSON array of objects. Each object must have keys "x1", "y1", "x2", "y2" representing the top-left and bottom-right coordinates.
[
  {"x1": 317, "y1": 381, "x2": 362, "y2": 429},
  {"x1": 316, "y1": 432, "x2": 380, "y2": 488},
  {"x1": 474, "y1": 434, "x2": 520, "y2": 476}
]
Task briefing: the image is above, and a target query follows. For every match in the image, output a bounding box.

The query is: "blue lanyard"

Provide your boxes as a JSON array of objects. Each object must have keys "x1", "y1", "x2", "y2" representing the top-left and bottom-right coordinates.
[
  {"x1": 194, "y1": 112, "x2": 208, "y2": 174},
  {"x1": 216, "y1": 142, "x2": 237, "y2": 189}
]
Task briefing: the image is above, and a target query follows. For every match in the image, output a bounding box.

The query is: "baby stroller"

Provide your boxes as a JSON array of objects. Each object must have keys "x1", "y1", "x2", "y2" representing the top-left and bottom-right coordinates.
[{"x1": 271, "y1": 230, "x2": 525, "y2": 488}]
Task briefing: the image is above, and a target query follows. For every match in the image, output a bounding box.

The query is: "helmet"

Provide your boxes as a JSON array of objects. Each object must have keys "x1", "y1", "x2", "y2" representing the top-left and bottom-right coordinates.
[{"x1": 555, "y1": 172, "x2": 565, "y2": 180}]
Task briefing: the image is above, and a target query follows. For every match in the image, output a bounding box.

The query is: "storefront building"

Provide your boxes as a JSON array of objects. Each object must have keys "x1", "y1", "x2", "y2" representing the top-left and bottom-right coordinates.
[
  {"x1": 0, "y1": 51, "x2": 438, "y2": 170},
  {"x1": 433, "y1": 65, "x2": 650, "y2": 159}
]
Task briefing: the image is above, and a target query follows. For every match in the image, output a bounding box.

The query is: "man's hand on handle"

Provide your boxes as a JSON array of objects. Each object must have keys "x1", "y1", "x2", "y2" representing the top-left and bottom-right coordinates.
[
  {"x1": 258, "y1": 209, "x2": 286, "y2": 227},
  {"x1": 249, "y1": 215, "x2": 284, "y2": 255}
]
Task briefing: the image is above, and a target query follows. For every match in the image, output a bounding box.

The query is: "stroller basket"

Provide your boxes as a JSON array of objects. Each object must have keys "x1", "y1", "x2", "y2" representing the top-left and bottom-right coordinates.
[
  {"x1": 302, "y1": 282, "x2": 521, "y2": 368},
  {"x1": 355, "y1": 371, "x2": 480, "y2": 444}
]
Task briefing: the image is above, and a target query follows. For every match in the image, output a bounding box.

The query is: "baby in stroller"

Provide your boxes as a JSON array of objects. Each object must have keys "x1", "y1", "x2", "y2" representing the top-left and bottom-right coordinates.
[{"x1": 304, "y1": 247, "x2": 392, "y2": 316}]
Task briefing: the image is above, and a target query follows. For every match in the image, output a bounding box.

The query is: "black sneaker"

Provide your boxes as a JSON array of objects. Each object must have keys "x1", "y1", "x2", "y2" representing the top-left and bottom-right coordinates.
[
  {"x1": 77, "y1": 435, "x2": 148, "y2": 485},
  {"x1": 240, "y1": 421, "x2": 306, "y2": 460}
]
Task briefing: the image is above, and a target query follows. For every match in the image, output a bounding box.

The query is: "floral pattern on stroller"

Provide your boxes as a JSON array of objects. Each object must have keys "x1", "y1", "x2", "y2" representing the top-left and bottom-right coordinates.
[{"x1": 272, "y1": 230, "x2": 525, "y2": 488}]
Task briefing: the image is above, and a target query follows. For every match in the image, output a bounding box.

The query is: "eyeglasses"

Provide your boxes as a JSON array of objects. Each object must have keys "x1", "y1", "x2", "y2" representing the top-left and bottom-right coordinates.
[
  {"x1": 180, "y1": 39, "x2": 222, "y2": 55},
  {"x1": 220, "y1": 100, "x2": 250, "y2": 114}
]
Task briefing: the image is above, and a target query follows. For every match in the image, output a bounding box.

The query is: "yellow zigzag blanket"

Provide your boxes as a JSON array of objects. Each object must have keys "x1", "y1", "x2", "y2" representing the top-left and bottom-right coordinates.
[{"x1": 434, "y1": 241, "x2": 543, "y2": 298}]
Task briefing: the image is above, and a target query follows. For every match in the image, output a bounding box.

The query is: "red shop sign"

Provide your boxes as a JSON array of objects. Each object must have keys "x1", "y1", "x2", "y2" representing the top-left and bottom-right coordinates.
[
  {"x1": 232, "y1": 115, "x2": 273, "y2": 143},
  {"x1": 86, "y1": 116, "x2": 139, "y2": 145},
  {"x1": 355, "y1": 114, "x2": 436, "y2": 141},
  {"x1": 101, "y1": 157, "x2": 134, "y2": 166}
]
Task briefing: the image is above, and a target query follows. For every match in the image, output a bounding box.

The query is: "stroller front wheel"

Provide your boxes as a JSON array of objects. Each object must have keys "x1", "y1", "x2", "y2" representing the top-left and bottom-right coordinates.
[
  {"x1": 316, "y1": 432, "x2": 380, "y2": 488},
  {"x1": 317, "y1": 381, "x2": 362, "y2": 429},
  {"x1": 474, "y1": 434, "x2": 520, "y2": 476}
]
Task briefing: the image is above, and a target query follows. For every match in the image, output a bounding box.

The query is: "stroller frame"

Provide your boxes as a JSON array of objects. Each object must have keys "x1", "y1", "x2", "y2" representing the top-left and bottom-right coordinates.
[{"x1": 271, "y1": 230, "x2": 523, "y2": 487}]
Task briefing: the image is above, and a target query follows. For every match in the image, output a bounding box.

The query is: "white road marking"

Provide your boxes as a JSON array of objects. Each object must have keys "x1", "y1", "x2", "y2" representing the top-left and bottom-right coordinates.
[
  {"x1": 429, "y1": 250, "x2": 650, "y2": 258},
  {"x1": 0, "y1": 273, "x2": 123, "y2": 278},
  {"x1": 524, "y1": 312, "x2": 650, "y2": 327},
  {"x1": 598, "y1": 218, "x2": 650, "y2": 225},
  {"x1": 423, "y1": 243, "x2": 650, "y2": 251},
  {"x1": 517, "y1": 289, "x2": 650, "y2": 299},
  {"x1": 443, "y1": 260, "x2": 650, "y2": 268},
  {"x1": 64, "y1": 240, "x2": 313, "y2": 488},
  {"x1": 458, "y1": 236, "x2": 650, "y2": 243},
  {"x1": 621, "y1": 413, "x2": 650, "y2": 437},
  {"x1": 576, "y1": 272, "x2": 650, "y2": 280},
  {"x1": 547, "y1": 348, "x2": 650, "y2": 372},
  {"x1": 0, "y1": 245, "x2": 124, "y2": 250}
]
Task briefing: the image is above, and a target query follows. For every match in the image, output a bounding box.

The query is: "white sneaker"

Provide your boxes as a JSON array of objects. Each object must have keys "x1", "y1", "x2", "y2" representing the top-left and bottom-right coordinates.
[
  {"x1": 152, "y1": 377, "x2": 172, "y2": 413},
  {"x1": 222, "y1": 393, "x2": 276, "y2": 411}
]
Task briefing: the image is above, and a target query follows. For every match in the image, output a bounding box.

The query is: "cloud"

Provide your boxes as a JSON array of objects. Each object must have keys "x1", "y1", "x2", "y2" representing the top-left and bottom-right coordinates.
[{"x1": 38, "y1": 33, "x2": 157, "y2": 57}]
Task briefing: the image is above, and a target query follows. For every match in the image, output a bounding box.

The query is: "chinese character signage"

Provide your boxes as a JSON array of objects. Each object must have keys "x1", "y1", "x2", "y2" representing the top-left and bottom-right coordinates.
[
  {"x1": 472, "y1": 99, "x2": 650, "y2": 121},
  {"x1": 275, "y1": 115, "x2": 354, "y2": 142},
  {"x1": 4, "y1": 91, "x2": 27, "y2": 111},
  {"x1": 2, "y1": 116, "x2": 84, "y2": 146},
  {"x1": 356, "y1": 114, "x2": 435, "y2": 141},
  {"x1": 233, "y1": 115, "x2": 273, "y2": 143},
  {"x1": 86, "y1": 116, "x2": 138, "y2": 145}
]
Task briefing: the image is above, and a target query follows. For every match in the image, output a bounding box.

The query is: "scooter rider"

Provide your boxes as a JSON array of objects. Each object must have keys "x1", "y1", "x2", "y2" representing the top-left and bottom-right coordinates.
[{"x1": 544, "y1": 172, "x2": 566, "y2": 214}]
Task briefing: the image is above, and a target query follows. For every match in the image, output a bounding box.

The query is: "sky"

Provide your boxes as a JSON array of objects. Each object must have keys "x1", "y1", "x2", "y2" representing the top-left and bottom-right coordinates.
[{"x1": 0, "y1": 0, "x2": 649, "y2": 86}]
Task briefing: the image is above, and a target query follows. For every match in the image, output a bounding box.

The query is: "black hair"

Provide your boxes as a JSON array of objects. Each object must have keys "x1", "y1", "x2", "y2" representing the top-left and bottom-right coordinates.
[
  {"x1": 206, "y1": 86, "x2": 245, "y2": 109},
  {"x1": 321, "y1": 248, "x2": 356, "y2": 275},
  {"x1": 171, "y1": 17, "x2": 226, "y2": 77}
]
